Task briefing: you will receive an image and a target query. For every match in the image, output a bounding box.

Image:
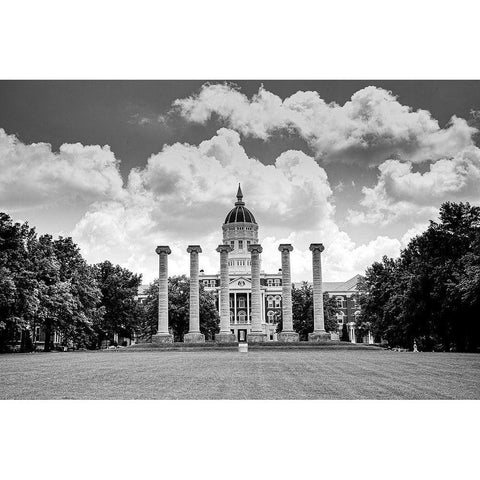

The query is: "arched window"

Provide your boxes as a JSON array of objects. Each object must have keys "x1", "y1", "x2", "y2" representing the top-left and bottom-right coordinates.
[
  {"x1": 353, "y1": 310, "x2": 361, "y2": 323},
  {"x1": 238, "y1": 311, "x2": 246, "y2": 324},
  {"x1": 335, "y1": 296, "x2": 345, "y2": 309},
  {"x1": 274, "y1": 296, "x2": 281, "y2": 308},
  {"x1": 267, "y1": 296, "x2": 274, "y2": 308},
  {"x1": 267, "y1": 311, "x2": 275, "y2": 324}
]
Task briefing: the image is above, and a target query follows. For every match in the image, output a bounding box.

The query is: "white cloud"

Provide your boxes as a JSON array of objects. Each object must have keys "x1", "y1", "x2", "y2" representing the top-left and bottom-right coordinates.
[
  {"x1": 174, "y1": 84, "x2": 476, "y2": 165},
  {"x1": 348, "y1": 146, "x2": 480, "y2": 225},
  {"x1": 70, "y1": 128, "x2": 402, "y2": 282},
  {"x1": 0, "y1": 128, "x2": 124, "y2": 212}
]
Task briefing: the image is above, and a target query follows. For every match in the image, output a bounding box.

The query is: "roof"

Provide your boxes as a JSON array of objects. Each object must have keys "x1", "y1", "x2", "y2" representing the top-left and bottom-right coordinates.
[
  {"x1": 224, "y1": 205, "x2": 256, "y2": 224},
  {"x1": 224, "y1": 183, "x2": 257, "y2": 224},
  {"x1": 293, "y1": 275, "x2": 363, "y2": 292}
]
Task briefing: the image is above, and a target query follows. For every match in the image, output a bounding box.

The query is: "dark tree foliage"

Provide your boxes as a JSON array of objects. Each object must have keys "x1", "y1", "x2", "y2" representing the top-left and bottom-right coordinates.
[
  {"x1": 276, "y1": 282, "x2": 339, "y2": 340},
  {"x1": 0, "y1": 212, "x2": 142, "y2": 352},
  {"x1": 93, "y1": 261, "x2": 142, "y2": 346},
  {"x1": 138, "y1": 275, "x2": 220, "y2": 341},
  {"x1": 358, "y1": 202, "x2": 480, "y2": 352}
]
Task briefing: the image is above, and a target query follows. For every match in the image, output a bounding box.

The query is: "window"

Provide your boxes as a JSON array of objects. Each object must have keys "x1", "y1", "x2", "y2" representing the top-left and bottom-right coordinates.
[
  {"x1": 238, "y1": 297, "x2": 246, "y2": 308},
  {"x1": 247, "y1": 240, "x2": 251, "y2": 248},
  {"x1": 203, "y1": 280, "x2": 209, "y2": 286},
  {"x1": 335, "y1": 296, "x2": 346, "y2": 309},
  {"x1": 274, "y1": 278, "x2": 280, "y2": 286},
  {"x1": 238, "y1": 311, "x2": 246, "y2": 324},
  {"x1": 267, "y1": 279, "x2": 273, "y2": 287},
  {"x1": 267, "y1": 296, "x2": 274, "y2": 308},
  {"x1": 230, "y1": 311, "x2": 234, "y2": 323},
  {"x1": 274, "y1": 296, "x2": 281, "y2": 308},
  {"x1": 238, "y1": 240, "x2": 243, "y2": 250},
  {"x1": 210, "y1": 280, "x2": 216, "y2": 287},
  {"x1": 267, "y1": 311, "x2": 275, "y2": 324},
  {"x1": 230, "y1": 240, "x2": 235, "y2": 249}
]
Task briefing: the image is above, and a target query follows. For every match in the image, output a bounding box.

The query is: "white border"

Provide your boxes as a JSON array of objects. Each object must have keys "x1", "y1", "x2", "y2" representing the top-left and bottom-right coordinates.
[
  {"x1": 1, "y1": 0, "x2": 479, "y2": 79},
  {"x1": 1, "y1": 2, "x2": 478, "y2": 479}
]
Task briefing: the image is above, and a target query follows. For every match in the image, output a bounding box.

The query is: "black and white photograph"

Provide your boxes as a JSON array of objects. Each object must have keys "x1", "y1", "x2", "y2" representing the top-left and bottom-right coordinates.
[
  {"x1": 1, "y1": 2, "x2": 478, "y2": 479},
  {"x1": 1, "y1": 79, "x2": 479, "y2": 400}
]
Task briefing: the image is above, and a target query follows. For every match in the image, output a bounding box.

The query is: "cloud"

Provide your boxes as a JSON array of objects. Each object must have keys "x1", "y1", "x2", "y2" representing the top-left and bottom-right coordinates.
[
  {"x1": 347, "y1": 146, "x2": 480, "y2": 225},
  {"x1": 174, "y1": 84, "x2": 476, "y2": 165},
  {"x1": 70, "y1": 128, "x2": 402, "y2": 282},
  {"x1": 0, "y1": 128, "x2": 124, "y2": 212}
]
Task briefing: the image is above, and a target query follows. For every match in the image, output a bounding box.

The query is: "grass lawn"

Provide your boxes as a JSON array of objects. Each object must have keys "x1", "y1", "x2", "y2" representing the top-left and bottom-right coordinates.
[{"x1": 0, "y1": 349, "x2": 479, "y2": 399}]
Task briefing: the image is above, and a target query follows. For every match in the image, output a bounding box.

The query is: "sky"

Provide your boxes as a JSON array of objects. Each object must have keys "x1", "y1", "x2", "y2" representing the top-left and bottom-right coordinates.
[{"x1": 1, "y1": 80, "x2": 480, "y2": 283}]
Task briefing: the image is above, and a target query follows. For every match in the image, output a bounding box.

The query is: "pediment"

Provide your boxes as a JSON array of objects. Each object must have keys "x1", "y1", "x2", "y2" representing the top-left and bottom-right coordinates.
[{"x1": 229, "y1": 276, "x2": 251, "y2": 289}]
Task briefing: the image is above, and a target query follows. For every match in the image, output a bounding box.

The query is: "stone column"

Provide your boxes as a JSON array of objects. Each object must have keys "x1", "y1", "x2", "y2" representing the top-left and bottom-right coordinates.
[
  {"x1": 216, "y1": 244, "x2": 236, "y2": 343},
  {"x1": 248, "y1": 244, "x2": 267, "y2": 342},
  {"x1": 278, "y1": 244, "x2": 299, "y2": 342},
  {"x1": 184, "y1": 245, "x2": 205, "y2": 343},
  {"x1": 308, "y1": 243, "x2": 331, "y2": 342},
  {"x1": 152, "y1": 246, "x2": 174, "y2": 344}
]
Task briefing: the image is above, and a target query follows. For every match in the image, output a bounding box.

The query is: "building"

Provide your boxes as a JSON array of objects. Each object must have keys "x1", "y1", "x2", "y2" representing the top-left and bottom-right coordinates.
[
  {"x1": 200, "y1": 185, "x2": 282, "y2": 341},
  {"x1": 297, "y1": 275, "x2": 370, "y2": 343},
  {"x1": 200, "y1": 185, "x2": 367, "y2": 342},
  {"x1": 136, "y1": 185, "x2": 367, "y2": 342}
]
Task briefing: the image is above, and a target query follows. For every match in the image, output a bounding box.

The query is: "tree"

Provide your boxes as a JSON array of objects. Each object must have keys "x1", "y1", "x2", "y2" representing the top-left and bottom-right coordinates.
[
  {"x1": 93, "y1": 261, "x2": 142, "y2": 346},
  {"x1": 277, "y1": 282, "x2": 340, "y2": 340},
  {"x1": 138, "y1": 275, "x2": 220, "y2": 341},
  {"x1": 0, "y1": 213, "x2": 37, "y2": 351},
  {"x1": 359, "y1": 202, "x2": 480, "y2": 352}
]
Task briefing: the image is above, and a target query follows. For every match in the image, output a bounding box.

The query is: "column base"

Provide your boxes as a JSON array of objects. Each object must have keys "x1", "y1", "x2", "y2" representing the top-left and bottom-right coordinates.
[
  {"x1": 308, "y1": 331, "x2": 331, "y2": 342},
  {"x1": 215, "y1": 332, "x2": 236, "y2": 343},
  {"x1": 183, "y1": 332, "x2": 205, "y2": 343},
  {"x1": 278, "y1": 331, "x2": 299, "y2": 342},
  {"x1": 152, "y1": 333, "x2": 174, "y2": 344},
  {"x1": 248, "y1": 333, "x2": 267, "y2": 343}
]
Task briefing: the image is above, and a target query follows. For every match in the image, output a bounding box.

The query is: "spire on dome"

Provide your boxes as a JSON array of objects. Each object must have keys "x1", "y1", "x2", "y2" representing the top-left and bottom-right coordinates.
[{"x1": 235, "y1": 183, "x2": 245, "y2": 206}]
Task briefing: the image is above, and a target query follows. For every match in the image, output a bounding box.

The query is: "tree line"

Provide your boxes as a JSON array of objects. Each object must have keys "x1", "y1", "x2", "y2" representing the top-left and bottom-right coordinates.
[
  {"x1": 357, "y1": 202, "x2": 480, "y2": 352},
  {"x1": 0, "y1": 212, "x2": 142, "y2": 352},
  {"x1": 3, "y1": 201, "x2": 477, "y2": 353}
]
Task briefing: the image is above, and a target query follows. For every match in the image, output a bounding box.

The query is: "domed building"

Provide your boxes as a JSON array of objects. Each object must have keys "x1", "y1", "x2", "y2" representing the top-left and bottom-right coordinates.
[{"x1": 200, "y1": 185, "x2": 283, "y2": 341}]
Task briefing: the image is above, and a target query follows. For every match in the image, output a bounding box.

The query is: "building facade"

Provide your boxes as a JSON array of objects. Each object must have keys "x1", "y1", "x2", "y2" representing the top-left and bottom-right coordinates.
[
  {"x1": 136, "y1": 186, "x2": 368, "y2": 343},
  {"x1": 200, "y1": 185, "x2": 282, "y2": 341}
]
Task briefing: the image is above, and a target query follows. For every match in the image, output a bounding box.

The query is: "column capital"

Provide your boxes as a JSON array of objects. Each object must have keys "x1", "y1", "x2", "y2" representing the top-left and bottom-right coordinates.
[
  {"x1": 156, "y1": 245, "x2": 171, "y2": 255},
  {"x1": 278, "y1": 243, "x2": 294, "y2": 253},
  {"x1": 248, "y1": 243, "x2": 263, "y2": 254},
  {"x1": 309, "y1": 243, "x2": 325, "y2": 253},
  {"x1": 216, "y1": 244, "x2": 233, "y2": 254},
  {"x1": 187, "y1": 245, "x2": 202, "y2": 254}
]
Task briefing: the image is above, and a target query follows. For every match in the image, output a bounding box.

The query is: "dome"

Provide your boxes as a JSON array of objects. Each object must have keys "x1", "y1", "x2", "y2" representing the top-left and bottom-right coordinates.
[
  {"x1": 224, "y1": 184, "x2": 257, "y2": 224},
  {"x1": 225, "y1": 205, "x2": 256, "y2": 224}
]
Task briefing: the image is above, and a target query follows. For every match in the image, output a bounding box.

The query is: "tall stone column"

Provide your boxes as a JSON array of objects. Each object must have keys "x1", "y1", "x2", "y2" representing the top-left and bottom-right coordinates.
[
  {"x1": 184, "y1": 245, "x2": 205, "y2": 343},
  {"x1": 277, "y1": 244, "x2": 299, "y2": 342},
  {"x1": 216, "y1": 244, "x2": 236, "y2": 343},
  {"x1": 152, "y1": 246, "x2": 174, "y2": 344},
  {"x1": 308, "y1": 243, "x2": 331, "y2": 342},
  {"x1": 248, "y1": 244, "x2": 267, "y2": 342}
]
